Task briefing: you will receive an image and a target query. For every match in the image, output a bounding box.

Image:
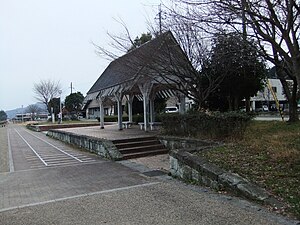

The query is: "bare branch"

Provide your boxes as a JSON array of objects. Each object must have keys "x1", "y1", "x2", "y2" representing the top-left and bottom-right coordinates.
[{"x1": 33, "y1": 79, "x2": 61, "y2": 113}]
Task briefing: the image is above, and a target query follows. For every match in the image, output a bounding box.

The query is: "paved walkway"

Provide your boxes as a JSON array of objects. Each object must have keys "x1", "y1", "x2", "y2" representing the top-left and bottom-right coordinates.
[
  {"x1": 0, "y1": 126, "x2": 9, "y2": 172},
  {"x1": 1, "y1": 179, "x2": 296, "y2": 225},
  {"x1": 0, "y1": 124, "x2": 298, "y2": 224},
  {"x1": 0, "y1": 161, "x2": 153, "y2": 211}
]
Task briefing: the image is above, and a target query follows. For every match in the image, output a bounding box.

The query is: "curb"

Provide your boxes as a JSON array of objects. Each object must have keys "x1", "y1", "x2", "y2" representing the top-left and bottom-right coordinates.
[{"x1": 169, "y1": 149, "x2": 285, "y2": 209}]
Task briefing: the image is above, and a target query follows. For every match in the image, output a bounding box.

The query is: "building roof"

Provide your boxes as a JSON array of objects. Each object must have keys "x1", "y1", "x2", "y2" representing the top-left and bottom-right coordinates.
[{"x1": 86, "y1": 31, "x2": 191, "y2": 100}]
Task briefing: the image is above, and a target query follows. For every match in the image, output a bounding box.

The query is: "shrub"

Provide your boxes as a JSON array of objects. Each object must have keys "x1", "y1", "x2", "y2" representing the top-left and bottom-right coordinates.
[{"x1": 160, "y1": 111, "x2": 253, "y2": 140}]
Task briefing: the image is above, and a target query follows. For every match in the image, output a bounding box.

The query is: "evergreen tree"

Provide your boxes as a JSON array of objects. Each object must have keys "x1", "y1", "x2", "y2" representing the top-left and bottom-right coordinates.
[
  {"x1": 0, "y1": 110, "x2": 7, "y2": 121},
  {"x1": 207, "y1": 33, "x2": 267, "y2": 111}
]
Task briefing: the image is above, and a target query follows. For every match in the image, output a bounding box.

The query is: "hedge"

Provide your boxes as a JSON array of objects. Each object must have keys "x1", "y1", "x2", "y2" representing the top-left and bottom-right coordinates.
[{"x1": 160, "y1": 112, "x2": 253, "y2": 140}]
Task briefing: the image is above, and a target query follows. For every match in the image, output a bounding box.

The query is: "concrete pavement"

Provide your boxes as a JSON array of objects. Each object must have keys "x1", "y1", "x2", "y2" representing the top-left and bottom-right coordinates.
[
  {"x1": 0, "y1": 178, "x2": 296, "y2": 225},
  {"x1": 0, "y1": 126, "x2": 9, "y2": 173},
  {"x1": 0, "y1": 162, "x2": 154, "y2": 211},
  {"x1": 0, "y1": 124, "x2": 298, "y2": 224}
]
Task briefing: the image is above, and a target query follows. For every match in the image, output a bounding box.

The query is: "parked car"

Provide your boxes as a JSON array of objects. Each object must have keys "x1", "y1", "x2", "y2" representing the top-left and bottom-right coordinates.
[
  {"x1": 165, "y1": 106, "x2": 178, "y2": 113},
  {"x1": 262, "y1": 105, "x2": 269, "y2": 112}
]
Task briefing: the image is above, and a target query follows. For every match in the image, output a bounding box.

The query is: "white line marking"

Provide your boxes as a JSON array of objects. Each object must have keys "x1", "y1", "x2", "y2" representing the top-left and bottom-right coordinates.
[
  {"x1": 45, "y1": 162, "x2": 81, "y2": 166},
  {"x1": 24, "y1": 130, "x2": 83, "y2": 162},
  {"x1": 0, "y1": 161, "x2": 105, "y2": 174},
  {"x1": 0, "y1": 182, "x2": 160, "y2": 213},
  {"x1": 14, "y1": 129, "x2": 48, "y2": 166},
  {"x1": 7, "y1": 129, "x2": 14, "y2": 172},
  {"x1": 45, "y1": 159, "x2": 75, "y2": 163}
]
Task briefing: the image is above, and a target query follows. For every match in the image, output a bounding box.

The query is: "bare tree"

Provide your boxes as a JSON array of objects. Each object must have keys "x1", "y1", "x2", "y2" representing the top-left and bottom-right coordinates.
[
  {"x1": 26, "y1": 104, "x2": 42, "y2": 121},
  {"x1": 93, "y1": 17, "x2": 226, "y2": 109},
  {"x1": 33, "y1": 79, "x2": 62, "y2": 113},
  {"x1": 92, "y1": 18, "x2": 138, "y2": 60},
  {"x1": 143, "y1": 29, "x2": 226, "y2": 109},
  {"x1": 167, "y1": 0, "x2": 300, "y2": 121}
]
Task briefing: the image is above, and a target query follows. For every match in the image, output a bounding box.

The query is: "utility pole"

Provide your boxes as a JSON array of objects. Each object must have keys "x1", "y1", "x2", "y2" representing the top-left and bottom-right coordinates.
[
  {"x1": 70, "y1": 82, "x2": 75, "y2": 94},
  {"x1": 159, "y1": 4, "x2": 162, "y2": 34},
  {"x1": 59, "y1": 90, "x2": 62, "y2": 124}
]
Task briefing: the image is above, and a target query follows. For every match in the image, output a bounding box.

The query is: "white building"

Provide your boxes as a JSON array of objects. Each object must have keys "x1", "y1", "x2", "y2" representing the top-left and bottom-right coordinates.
[
  {"x1": 251, "y1": 78, "x2": 289, "y2": 111},
  {"x1": 85, "y1": 99, "x2": 115, "y2": 119}
]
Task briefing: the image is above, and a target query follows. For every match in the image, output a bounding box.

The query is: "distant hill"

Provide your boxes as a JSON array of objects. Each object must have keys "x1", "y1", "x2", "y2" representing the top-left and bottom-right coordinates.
[
  {"x1": 5, "y1": 103, "x2": 47, "y2": 119},
  {"x1": 5, "y1": 107, "x2": 23, "y2": 119}
]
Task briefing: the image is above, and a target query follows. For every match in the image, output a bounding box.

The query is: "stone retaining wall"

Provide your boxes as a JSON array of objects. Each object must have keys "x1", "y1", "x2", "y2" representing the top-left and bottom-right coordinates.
[
  {"x1": 170, "y1": 149, "x2": 283, "y2": 208},
  {"x1": 47, "y1": 130, "x2": 122, "y2": 160},
  {"x1": 159, "y1": 136, "x2": 218, "y2": 150}
]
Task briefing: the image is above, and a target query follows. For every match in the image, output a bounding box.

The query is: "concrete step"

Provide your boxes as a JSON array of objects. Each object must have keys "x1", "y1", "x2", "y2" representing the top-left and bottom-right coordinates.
[
  {"x1": 112, "y1": 136, "x2": 168, "y2": 160},
  {"x1": 115, "y1": 140, "x2": 161, "y2": 149},
  {"x1": 122, "y1": 149, "x2": 169, "y2": 160},
  {"x1": 119, "y1": 144, "x2": 166, "y2": 154},
  {"x1": 112, "y1": 136, "x2": 155, "y2": 144}
]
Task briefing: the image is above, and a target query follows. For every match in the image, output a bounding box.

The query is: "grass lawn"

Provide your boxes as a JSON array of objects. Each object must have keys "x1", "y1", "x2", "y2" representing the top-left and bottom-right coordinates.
[{"x1": 199, "y1": 120, "x2": 300, "y2": 219}]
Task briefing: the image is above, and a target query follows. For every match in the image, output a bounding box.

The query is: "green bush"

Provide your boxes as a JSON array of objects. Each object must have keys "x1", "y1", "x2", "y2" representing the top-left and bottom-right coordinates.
[{"x1": 160, "y1": 112, "x2": 253, "y2": 140}]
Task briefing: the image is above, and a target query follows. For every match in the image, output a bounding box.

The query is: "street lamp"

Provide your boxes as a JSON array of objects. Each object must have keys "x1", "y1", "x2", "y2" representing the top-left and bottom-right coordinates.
[
  {"x1": 59, "y1": 90, "x2": 62, "y2": 124},
  {"x1": 21, "y1": 105, "x2": 23, "y2": 123}
]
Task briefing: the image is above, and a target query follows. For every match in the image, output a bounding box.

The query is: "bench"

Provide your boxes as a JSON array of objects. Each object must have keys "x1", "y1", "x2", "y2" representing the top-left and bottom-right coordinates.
[
  {"x1": 138, "y1": 122, "x2": 144, "y2": 130},
  {"x1": 122, "y1": 121, "x2": 133, "y2": 129},
  {"x1": 149, "y1": 122, "x2": 162, "y2": 130},
  {"x1": 138, "y1": 122, "x2": 162, "y2": 130}
]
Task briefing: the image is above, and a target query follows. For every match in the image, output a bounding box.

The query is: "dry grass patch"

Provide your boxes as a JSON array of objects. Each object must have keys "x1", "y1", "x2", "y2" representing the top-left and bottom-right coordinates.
[{"x1": 199, "y1": 121, "x2": 300, "y2": 219}]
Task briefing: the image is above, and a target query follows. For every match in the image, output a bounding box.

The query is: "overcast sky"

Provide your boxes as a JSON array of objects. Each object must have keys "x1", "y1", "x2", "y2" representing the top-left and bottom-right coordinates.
[{"x1": 0, "y1": 0, "x2": 162, "y2": 111}]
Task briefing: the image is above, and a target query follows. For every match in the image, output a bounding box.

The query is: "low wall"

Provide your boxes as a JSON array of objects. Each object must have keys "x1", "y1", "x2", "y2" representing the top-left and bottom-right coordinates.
[
  {"x1": 158, "y1": 136, "x2": 219, "y2": 150},
  {"x1": 47, "y1": 130, "x2": 122, "y2": 160},
  {"x1": 170, "y1": 149, "x2": 283, "y2": 208},
  {"x1": 27, "y1": 123, "x2": 100, "y2": 132}
]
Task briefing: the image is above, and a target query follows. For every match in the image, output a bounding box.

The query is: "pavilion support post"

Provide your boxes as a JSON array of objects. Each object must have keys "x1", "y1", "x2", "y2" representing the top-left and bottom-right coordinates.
[
  {"x1": 98, "y1": 97, "x2": 105, "y2": 129},
  {"x1": 139, "y1": 82, "x2": 153, "y2": 132},
  {"x1": 127, "y1": 95, "x2": 134, "y2": 123},
  {"x1": 86, "y1": 108, "x2": 89, "y2": 119},
  {"x1": 143, "y1": 95, "x2": 149, "y2": 131},
  {"x1": 149, "y1": 97, "x2": 155, "y2": 123},
  {"x1": 115, "y1": 92, "x2": 123, "y2": 130}
]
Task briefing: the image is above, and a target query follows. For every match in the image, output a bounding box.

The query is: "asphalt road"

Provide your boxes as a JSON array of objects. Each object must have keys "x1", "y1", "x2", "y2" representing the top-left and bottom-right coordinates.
[{"x1": 0, "y1": 124, "x2": 298, "y2": 225}]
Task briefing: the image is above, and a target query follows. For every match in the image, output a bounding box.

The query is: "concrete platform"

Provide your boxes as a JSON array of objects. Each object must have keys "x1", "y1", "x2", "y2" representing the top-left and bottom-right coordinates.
[{"x1": 56, "y1": 123, "x2": 160, "y2": 141}]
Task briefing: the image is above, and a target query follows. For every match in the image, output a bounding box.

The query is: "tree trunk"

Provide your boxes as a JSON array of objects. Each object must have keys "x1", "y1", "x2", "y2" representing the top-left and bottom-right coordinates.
[
  {"x1": 276, "y1": 66, "x2": 299, "y2": 122},
  {"x1": 245, "y1": 97, "x2": 251, "y2": 112},
  {"x1": 288, "y1": 99, "x2": 299, "y2": 122},
  {"x1": 227, "y1": 96, "x2": 233, "y2": 111},
  {"x1": 288, "y1": 83, "x2": 299, "y2": 122},
  {"x1": 234, "y1": 96, "x2": 239, "y2": 111}
]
